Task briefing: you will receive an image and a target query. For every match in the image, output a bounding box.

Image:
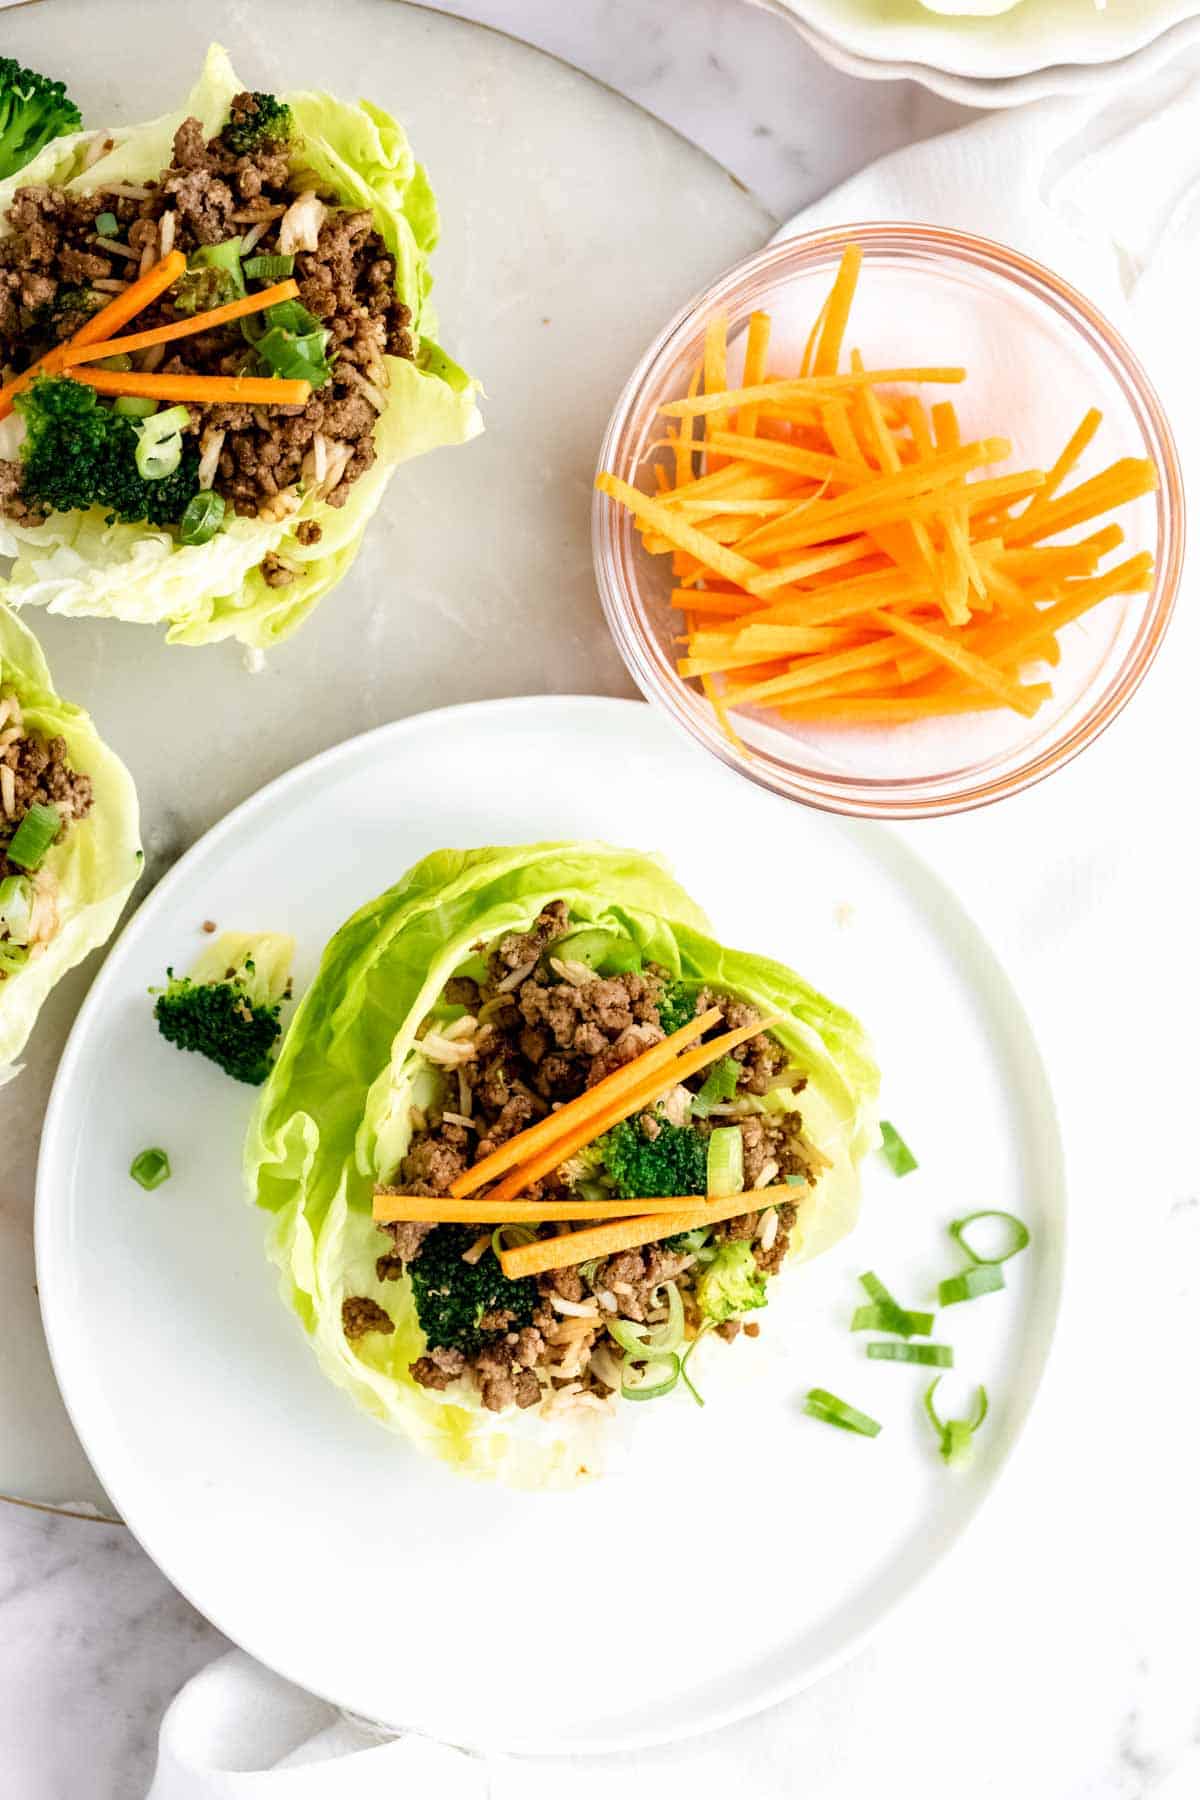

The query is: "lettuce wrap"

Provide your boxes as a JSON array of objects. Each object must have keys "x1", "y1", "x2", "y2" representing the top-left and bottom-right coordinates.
[
  {"x1": 0, "y1": 605, "x2": 140, "y2": 1083},
  {"x1": 0, "y1": 46, "x2": 481, "y2": 648},
  {"x1": 245, "y1": 843, "x2": 879, "y2": 1488}
]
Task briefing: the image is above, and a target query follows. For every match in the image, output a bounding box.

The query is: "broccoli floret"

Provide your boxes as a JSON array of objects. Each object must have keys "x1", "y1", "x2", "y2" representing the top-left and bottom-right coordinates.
[
  {"x1": 220, "y1": 92, "x2": 292, "y2": 157},
  {"x1": 408, "y1": 1226, "x2": 538, "y2": 1357},
  {"x1": 694, "y1": 1240, "x2": 767, "y2": 1326},
  {"x1": 153, "y1": 931, "x2": 295, "y2": 1086},
  {"x1": 656, "y1": 981, "x2": 700, "y2": 1036},
  {"x1": 600, "y1": 1117, "x2": 707, "y2": 1199},
  {"x1": 14, "y1": 377, "x2": 199, "y2": 527},
  {"x1": 0, "y1": 58, "x2": 82, "y2": 181}
]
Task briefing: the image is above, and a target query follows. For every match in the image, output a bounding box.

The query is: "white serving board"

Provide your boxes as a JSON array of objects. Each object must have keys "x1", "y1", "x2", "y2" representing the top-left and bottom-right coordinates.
[{"x1": 0, "y1": 0, "x2": 773, "y2": 1511}]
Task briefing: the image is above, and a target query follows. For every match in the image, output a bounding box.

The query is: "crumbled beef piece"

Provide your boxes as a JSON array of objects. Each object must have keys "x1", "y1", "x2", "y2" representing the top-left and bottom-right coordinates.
[
  {"x1": 743, "y1": 1322, "x2": 761, "y2": 1338},
  {"x1": 587, "y1": 1021, "x2": 663, "y2": 1085},
  {"x1": 716, "y1": 1319, "x2": 742, "y2": 1342},
  {"x1": 381, "y1": 1218, "x2": 437, "y2": 1263},
  {"x1": 534, "y1": 1051, "x2": 584, "y2": 1100},
  {"x1": 540, "y1": 1266, "x2": 585, "y2": 1304},
  {"x1": 514, "y1": 1369, "x2": 542, "y2": 1408},
  {"x1": 172, "y1": 117, "x2": 208, "y2": 171},
  {"x1": 342, "y1": 1296, "x2": 394, "y2": 1340},
  {"x1": 410, "y1": 1345, "x2": 467, "y2": 1390},
  {"x1": 57, "y1": 246, "x2": 112, "y2": 285},
  {"x1": 519, "y1": 979, "x2": 581, "y2": 1047},
  {"x1": 491, "y1": 900, "x2": 570, "y2": 975},
  {"x1": 162, "y1": 168, "x2": 235, "y2": 244},
  {"x1": 399, "y1": 1135, "x2": 466, "y2": 1198},
  {"x1": 294, "y1": 518, "x2": 323, "y2": 547},
  {"x1": 0, "y1": 729, "x2": 94, "y2": 882},
  {"x1": 478, "y1": 1308, "x2": 516, "y2": 1332},
  {"x1": 518, "y1": 1024, "x2": 550, "y2": 1065},
  {"x1": 259, "y1": 552, "x2": 297, "y2": 588},
  {"x1": 737, "y1": 1114, "x2": 772, "y2": 1188},
  {"x1": 0, "y1": 460, "x2": 43, "y2": 527},
  {"x1": 375, "y1": 1254, "x2": 406, "y2": 1283},
  {"x1": 471, "y1": 1341, "x2": 519, "y2": 1412},
  {"x1": 444, "y1": 976, "x2": 480, "y2": 1009},
  {"x1": 572, "y1": 1020, "x2": 607, "y2": 1057},
  {"x1": 514, "y1": 1327, "x2": 544, "y2": 1368},
  {"x1": 474, "y1": 1092, "x2": 537, "y2": 1160}
]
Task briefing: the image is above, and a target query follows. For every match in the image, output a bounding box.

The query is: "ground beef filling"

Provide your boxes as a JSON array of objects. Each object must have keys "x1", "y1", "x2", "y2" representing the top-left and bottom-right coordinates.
[
  {"x1": 340, "y1": 902, "x2": 825, "y2": 1413},
  {"x1": 0, "y1": 708, "x2": 93, "y2": 886},
  {"x1": 0, "y1": 97, "x2": 415, "y2": 545}
]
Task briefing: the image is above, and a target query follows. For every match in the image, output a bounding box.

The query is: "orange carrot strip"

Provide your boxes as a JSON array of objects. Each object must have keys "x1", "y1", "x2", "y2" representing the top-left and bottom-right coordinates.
[
  {"x1": 670, "y1": 587, "x2": 763, "y2": 618},
  {"x1": 659, "y1": 368, "x2": 967, "y2": 419},
  {"x1": 737, "y1": 310, "x2": 772, "y2": 438},
  {"x1": 596, "y1": 473, "x2": 762, "y2": 587},
  {"x1": 449, "y1": 1007, "x2": 723, "y2": 1197},
  {"x1": 814, "y1": 245, "x2": 863, "y2": 376},
  {"x1": 706, "y1": 431, "x2": 868, "y2": 486},
  {"x1": 59, "y1": 279, "x2": 301, "y2": 366},
  {"x1": 870, "y1": 608, "x2": 1042, "y2": 716},
  {"x1": 775, "y1": 689, "x2": 1051, "y2": 723},
  {"x1": 499, "y1": 1184, "x2": 817, "y2": 1279},
  {"x1": 372, "y1": 1193, "x2": 706, "y2": 1224},
  {"x1": 1017, "y1": 407, "x2": 1103, "y2": 527},
  {"x1": 70, "y1": 368, "x2": 312, "y2": 406},
  {"x1": 673, "y1": 363, "x2": 702, "y2": 488},
  {"x1": 0, "y1": 249, "x2": 187, "y2": 421},
  {"x1": 733, "y1": 637, "x2": 908, "y2": 708},
  {"x1": 703, "y1": 312, "x2": 730, "y2": 471},
  {"x1": 485, "y1": 1016, "x2": 778, "y2": 1206},
  {"x1": 1003, "y1": 458, "x2": 1157, "y2": 547}
]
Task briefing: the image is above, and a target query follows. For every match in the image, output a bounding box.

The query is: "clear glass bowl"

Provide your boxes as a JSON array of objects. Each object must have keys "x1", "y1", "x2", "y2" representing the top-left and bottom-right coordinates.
[{"x1": 593, "y1": 225, "x2": 1185, "y2": 819}]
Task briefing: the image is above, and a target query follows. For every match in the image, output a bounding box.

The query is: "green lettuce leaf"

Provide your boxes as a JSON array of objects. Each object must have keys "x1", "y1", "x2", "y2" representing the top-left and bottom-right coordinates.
[
  {"x1": 0, "y1": 45, "x2": 481, "y2": 648},
  {"x1": 0, "y1": 605, "x2": 141, "y2": 1082},
  {"x1": 244, "y1": 843, "x2": 880, "y2": 1487}
]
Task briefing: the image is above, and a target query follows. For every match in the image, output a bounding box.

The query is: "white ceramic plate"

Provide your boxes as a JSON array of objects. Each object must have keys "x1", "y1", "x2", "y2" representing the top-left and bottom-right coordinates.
[
  {"x1": 36, "y1": 698, "x2": 1065, "y2": 1754},
  {"x1": 758, "y1": 0, "x2": 1200, "y2": 85},
  {"x1": 776, "y1": 2, "x2": 1200, "y2": 106}
]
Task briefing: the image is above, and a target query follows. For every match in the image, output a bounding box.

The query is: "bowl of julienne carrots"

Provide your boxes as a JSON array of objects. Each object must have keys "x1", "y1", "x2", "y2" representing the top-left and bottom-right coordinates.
[{"x1": 593, "y1": 224, "x2": 1184, "y2": 817}]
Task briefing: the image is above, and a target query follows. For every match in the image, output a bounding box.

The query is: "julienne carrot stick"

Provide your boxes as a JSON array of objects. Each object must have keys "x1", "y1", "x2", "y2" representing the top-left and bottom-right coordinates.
[
  {"x1": 0, "y1": 250, "x2": 187, "y2": 421},
  {"x1": 449, "y1": 1007, "x2": 723, "y2": 1196},
  {"x1": 70, "y1": 369, "x2": 312, "y2": 407},
  {"x1": 371, "y1": 1193, "x2": 708, "y2": 1225},
  {"x1": 597, "y1": 242, "x2": 1159, "y2": 731},
  {"x1": 59, "y1": 278, "x2": 302, "y2": 366}
]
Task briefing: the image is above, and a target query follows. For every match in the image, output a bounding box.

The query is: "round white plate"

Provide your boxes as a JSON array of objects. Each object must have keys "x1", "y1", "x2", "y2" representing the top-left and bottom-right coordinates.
[{"x1": 36, "y1": 698, "x2": 1065, "y2": 1755}]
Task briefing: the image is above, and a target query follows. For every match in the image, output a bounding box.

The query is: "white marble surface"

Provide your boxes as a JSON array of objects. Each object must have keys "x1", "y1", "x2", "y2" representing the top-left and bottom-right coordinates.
[{"x1": 3, "y1": 3, "x2": 1198, "y2": 1798}]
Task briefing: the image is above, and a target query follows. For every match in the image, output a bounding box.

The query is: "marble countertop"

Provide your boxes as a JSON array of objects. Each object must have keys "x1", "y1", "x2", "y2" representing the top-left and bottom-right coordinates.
[{"x1": 3, "y1": 3, "x2": 1197, "y2": 1797}]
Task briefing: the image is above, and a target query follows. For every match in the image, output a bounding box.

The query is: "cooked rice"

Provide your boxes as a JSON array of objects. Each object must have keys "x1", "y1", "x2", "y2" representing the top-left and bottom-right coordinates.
[
  {"x1": 158, "y1": 210, "x2": 176, "y2": 257},
  {"x1": 91, "y1": 278, "x2": 130, "y2": 293},
  {"x1": 460, "y1": 1233, "x2": 491, "y2": 1266},
  {"x1": 0, "y1": 764, "x2": 14, "y2": 818},
  {"x1": 81, "y1": 135, "x2": 114, "y2": 171},
  {"x1": 90, "y1": 235, "x2": 139, "y2": 261},
  {"x1": 497, "y1": 958, "x2": 537, "y2": 994},
  {"x1": 549, "y1": 1295, "x2": 599, "y2": 1320},
  {"x1": 197, "y1": 428, "x2": 226, "y2": 492},
  {"x1": 758, "y1": 1208, "x2": 779, "y2": 1251},
  {"x1": 754, "y1": 1160, "x2": 780, "y2": 1190},
  {"x1": 440, "y1": 1110, "x2": 476, "y2": 1130}
]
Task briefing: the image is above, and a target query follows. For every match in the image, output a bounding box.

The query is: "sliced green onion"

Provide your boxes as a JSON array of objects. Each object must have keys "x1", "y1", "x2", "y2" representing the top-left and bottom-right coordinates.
[
  {"x1": 130, "y1": 1147, "x2": 171, "y2": 1190},
  {"x1": 114, "y1": 395, "x2": 158, "y2": 418},
  {"x1": 134, "y1": 405, "x2": 190, "y2": 481},
  {"x1": 858, "y1": 1269, "x2": 897, "y2": 1307},
  {"x1": 678, "y1": 1326, "x2": 710, "y2": 1408},
  {"x1": 96, "y1": 352, "x2": 133, "y2": 372},
  {"x1": 6, "y1": 802, "x2": 60, "y2": 871},
  {"x1": 706, "y1": 1124, "x2": 744, "y2": 1198},
  {"x1": 851, "y1": 1302, "x2": 935, "y2": 1339},
  {"x1": 867, "y1": 1341, "x2": 953, "y2": 1368},
  {"x1": 95, "y1": 211, "x2": 119, "y2": 238},
  {"x1": 0, "y1": 943, "x2": 29, "y2": 973},
  {"x1": 667, "y1": 1227, "x2": 711, "y2": 1256},
  {"x1": 879, "y1": 1120, "x2": 918, "y2": 1176},
  {"x1": 924, "y1": 1377, "x2": 988, "y2": 1467},
  {"x1": 691, "y1": 1056, "x2": 741, "y2": 1118},
  {"x1": 608, "y1": 1280, "x2": 684, "y2": 1360},
  {"x1": 244, "y1": 299, "x2": 331, "y2": 387},
  {"x1": 620, "y1": 1352, "x2": 680, "y2": 1402},
  {"x1": 949, "y1": 1210, "x2": 1031, "y2": 1267},
  {"x1": 804, "y1": 1387, "x2": 882, "y2": 1438},
  {"x1": 785, "y1": 1173, "x2": 808, "y2": 1187},
  {"x1": 179, "y1": 490, "x2": 226, "y2": 547},
  {"x1": 242, "y1": 252, "x2": 295, "y2": 281},
  {"x1": 491, "y1": 1224, "x2": 537, "y2": 1259},
  {"x1": 938, "y1": 1264, "x2": 1005, "y2": 1307}
]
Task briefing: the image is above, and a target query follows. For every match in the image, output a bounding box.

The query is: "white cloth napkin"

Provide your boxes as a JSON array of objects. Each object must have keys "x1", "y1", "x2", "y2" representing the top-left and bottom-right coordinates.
[{"x1": 145, "y1": 63, "x2": 1200, "y2": 1800}]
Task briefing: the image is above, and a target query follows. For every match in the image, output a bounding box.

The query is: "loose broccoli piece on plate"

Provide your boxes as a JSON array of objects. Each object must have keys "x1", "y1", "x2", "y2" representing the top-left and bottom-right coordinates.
[
  {"x1": 695, "y1": 1239, "x2": 767, "y2": 1326},
  {"x1": 408, "y1": 1226, "x2": 538, "y2": 1357},
  {"x1": 0, "y1": 58, "x2": 82, "y2": 181},
  {"x1": 154, "y1": 931, "x2": 295, "y2": 1086},
  {"x1": 656, "y1": 980, "x2": 700, "y2": 1036},
  {"x1": 220, "y1": 91, "x2": 292, "y2": 156},
  {"x1": 14, "y1": 378, "x2": 199, "y2": 527},
  {"x1": 600, "y1": 1116, "x2": 707, "y2": 1199}
]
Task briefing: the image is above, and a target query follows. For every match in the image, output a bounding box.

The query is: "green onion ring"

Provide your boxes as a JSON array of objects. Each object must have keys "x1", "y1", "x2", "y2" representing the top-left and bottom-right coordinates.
[
  {"x1": 130, "y1": 1147, "x2": 171, "y2": 1190},
  {"x1": 851, "y1": 1302, "x2": 935, "y2": 1338},
  {"x1": 879, "y1": 1120, "x2": 918, "y2": 1176},
  {"x1": 804, "y1": 1388, "x2": 882, "y2": 1438},
  {"x1": 949, "y1": 1209, "x2": 1031, "y2": 1266},
  {"x1": 620, "y1": 1353, "x2": 680, "y2": 1402},
  {"x1": 867, "y1": 1341, "x2": 953, "y2": 1368},
  {"x1": 938, "y1": 1264, "x2": 1005, "y2": 1307},
  {"x1": 608, "y1": 1280, "x2": 684, "y2": 1360}
]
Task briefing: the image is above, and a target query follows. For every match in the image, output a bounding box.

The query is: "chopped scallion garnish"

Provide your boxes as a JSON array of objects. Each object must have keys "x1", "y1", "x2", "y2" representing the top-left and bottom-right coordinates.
[
  {"x1": 949, "y1": 1209, "x2": 1031, "y2": 1267},
  {"x1": 924, "y1": 1377, "x2": 988, "y2": 1467},
  {"x1": 679, "y1": 1322, "x2": 712, "y2": 1408},
  {"x1": 691, "y1": 1056, "x2": 741, "y2": 1118},
  {"x1": 938, "y1": 1265, "x2": 1005, "y2": 1307},
  {"x1": 879, "y1": 1120, "x2": 918, "y2": 1176},
  {"x1": 804, "y1": 1387, "x2": 882, "y2": 1438},
  {"x1": 95, "y1": 211, "x2": 119, "y2": 238},
  {"x1": 0, "y1": 943, "x2": 29, "y2": 973},
  {"x1": 179, "y1": 490, "x2": 226, "y2": 546},
  {"x1": 134, "y1": 405, "x2": 190, "y2": 481},
  {"x1": 867, "y1": 1341, "x2": 953, "y2": 1368},
  {"x1": 6, "y1": 802, "x2": 60, "y2": 871},
  {"x1": 851, "y1": 1301, "x2": 934, "y2": 1338},
  {"x1": 620, "y1": 1353, "x2": 680, "y2": 1402},
  {"x1": 706, "y1": 1124, "x2": 744, "y2": 1198},
  {"x1": 114, "y1": 395, "x2": 158, "y2": 418},
  {"x1": 242, "y1": 253, "x2": 296, "y2": 281},
  {"x1": 130, "y1": 1147, "x2": 171, "y2": 1190},
  {"x1": 608, "y1": 1281, "x2": 684, "y2": 1361}
]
